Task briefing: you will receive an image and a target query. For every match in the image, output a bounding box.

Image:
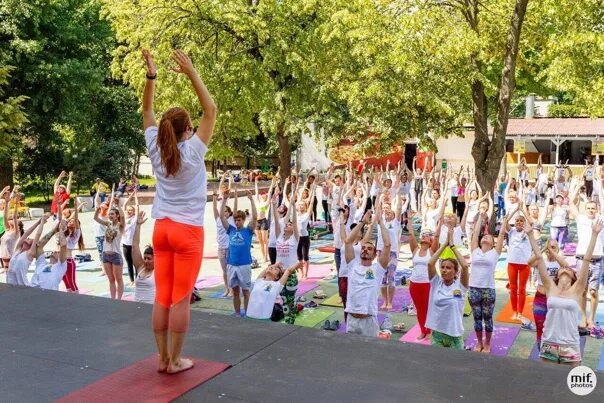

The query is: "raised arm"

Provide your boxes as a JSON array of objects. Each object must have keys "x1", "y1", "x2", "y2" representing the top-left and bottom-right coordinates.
[
  {"x1": 212, "y1": 191, "x2": 220, "y2": 219},
  {"x1": 427, "y1": 242, "x2": 448, "y2": 280},
  {"x1": 53, "y1": 171, "x2": 65, "y2": 193},
  {"x1": 132, "y1": 210, "x2": 147, "y2": 271},
  {"x1": 93, "y1": 207, "x2": 108, "y2": 227},
  {"x1": 345, "y1": 211, "x2": 369, "y2": 264},
  {"x1": 219, "y1": 194, "x2": 229, "y2": 230},
  {"x1": 407, "y1": 210, "x2": 419, "y2": 254},
  {"x1": 3, "y1": 190, "x2": 10, "y2": 231},
  {"x1": 272, "y1": 194, "x2": 281, "y2": 238},
  {"x1": 449, "y1": 230, "x2": 469, "y2": 288},
  {"x1": 291, "y1": 192, "x2": 300, "y2": 241},
  {"x1": 247, "y1": 190, "x2": 257, "y2": 230},
  {"x1": 172, "y1": 51, "x2": 217, "y2": 145},
  {"x1": 471, "y1": 214, "x2": 482, "y2": 251},
  {"x1": 495, "y1": 215, "x2": 507, "y2": 255},
  {"x1": 576, "y1": 221, "x2": 604, "y2": 292},
  {"x1": 377, "y1": 212, "x2": 391, "y2": 270},
  {"x1": 279, "y1": 263, "x2": 301, "y2": 286},
  {"x1": 141, "y1": 50, "x2": 157, "y2": 129},
  {"x1": 66, "y1": 171, "x2": 73, "y2": 194},
  {"x1": 527, "y1": 224, "x2": 551, "y2": 292}
]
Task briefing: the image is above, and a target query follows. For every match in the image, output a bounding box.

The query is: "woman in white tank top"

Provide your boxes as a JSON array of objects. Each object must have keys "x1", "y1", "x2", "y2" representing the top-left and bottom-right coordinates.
[
  {"x1": 407, "y1": 211, "x2": 438, "y2": 340},
  {"x1": 548, "y1": 194, "x2": 569, "y2": 249},
  {"x1": 94, "y1": 200, "x2": 126, "y2": 300},
  {"x1": 132, "y1": 209, "x2": 155, "y2": 304},
  {"x1": 527, "y1": 220, "x2": 600, "y2": 366}
]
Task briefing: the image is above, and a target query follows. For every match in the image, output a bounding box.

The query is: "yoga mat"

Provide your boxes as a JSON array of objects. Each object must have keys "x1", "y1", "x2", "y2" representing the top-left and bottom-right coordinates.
[
  {"x1": 598, "y1": 344, "x2": 604, "y2": 372},
  {"x1": 528, "y1": 336, "x2": 587, "y2": 362},
  {"x1": 57, "y1": 355, "x2": 229, "y2": 403},
  {"x1": 307, "y1": 264, "x2": 334, "y2": 279},
  {"x1": 495, "y1": 296, "x2": 535, "y2": 323},
  {"x1": 318, "y1": 246, "x2": 335, "y2": 253},
  {"x1": 399, "y1": 324, "x2": 431, "y2": 346},
  {"x1": 320, "y1": 293, "x2": 344, "y2": 308},
  {"x1": 294, "y1": 308, "x2": 334, "y2": 328},
  {"x1": 195, "y1": 276, "x2": 223, "y2": 289},
  {"x1": 464, "y1": 325, "x2": 520, "y2": 357},
  {"x1": 296, "y1": 281, "x2": 319, "y2": 296},
  {"x1": 122, "y1": 294, "x2": 135, "y2": 302},
  {"x1": 208, "y1": 290, "x2": 231, "y2": 299},
  {"x1": 377, "y1": 287, "x2": 412, "y2": 312},
  {"x1": 336, "y1": 313, "x2": 386, "y2": 334}
]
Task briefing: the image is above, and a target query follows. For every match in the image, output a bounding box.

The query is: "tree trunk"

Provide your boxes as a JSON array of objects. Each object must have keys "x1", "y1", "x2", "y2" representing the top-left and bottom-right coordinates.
[
  {"x1": 0, "y1": 156, "x2": 14, "y2": 187},
  {"x1": 471, "y1": 0, "x2": 529, "y2": 230},
  {"x1": 276, "y1": 125, "x2": 291, "y2": 187}
]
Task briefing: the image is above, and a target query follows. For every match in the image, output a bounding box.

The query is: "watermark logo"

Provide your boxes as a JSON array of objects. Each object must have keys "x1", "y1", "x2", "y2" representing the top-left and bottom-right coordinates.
[{"x1": 567, "y1": 366, "x2": 597, "y2": 396}]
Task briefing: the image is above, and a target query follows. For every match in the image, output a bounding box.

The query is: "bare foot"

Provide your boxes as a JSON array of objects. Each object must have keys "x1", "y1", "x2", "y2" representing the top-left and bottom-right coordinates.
[
  {"x1": 473, "y1": 343, "x2": 483, "y2": 352},
  {"x1": 482, "y1": 344, "x2": 491, "y2": 354},
  {"x1": 587, "y1": 320, "x2": 595, "y2": 329},
  {"x1": 167, "y1": 358, "x2": 194, "y2": 374},
  {"x1": 385, "y1": 304, "x2": 392, "y2": 310},
  {"x1": 379, "y1": 303, "x2": 387, "y2": 310},
  {"x1": 157, "y1": 357, "x2": 170, "y2": 373},
  {"x1": 416, "y1": 333, "x2": 428, "y2": 341}
]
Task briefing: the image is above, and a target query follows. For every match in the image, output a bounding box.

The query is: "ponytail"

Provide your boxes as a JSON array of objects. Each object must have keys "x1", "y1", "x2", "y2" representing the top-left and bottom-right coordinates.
[{"x1": 157, "y1": 107, "x2": 191, "y2": 177}]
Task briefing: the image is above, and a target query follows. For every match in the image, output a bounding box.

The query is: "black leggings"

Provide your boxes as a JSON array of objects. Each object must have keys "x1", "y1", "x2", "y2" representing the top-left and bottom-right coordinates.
[
  {"x1": 322, "y1": 200, "x2": 330, "y2": 223},
  {"x1": 122, "y1": 244, "x2": 135, "y2": 282},
  {"x1": 297, "y1": 236, "x2": 310, "y2": 262},
  {"x1": 268, "y1": 247, "x2": 277, "y2": 265}
]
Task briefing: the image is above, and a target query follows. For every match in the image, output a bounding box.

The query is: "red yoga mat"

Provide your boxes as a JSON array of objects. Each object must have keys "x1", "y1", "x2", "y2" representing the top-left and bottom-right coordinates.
[
  {"x1": 57, "y1": 355, "x2": 229, "y2": 403},
  {"x1": 318, "y1": 246, "x2": 335, "y2": 253}
]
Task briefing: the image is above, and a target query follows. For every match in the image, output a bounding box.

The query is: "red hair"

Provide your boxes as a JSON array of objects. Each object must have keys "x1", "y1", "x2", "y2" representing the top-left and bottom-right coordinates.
[{"x1": 158, "y1": 107, "x2": 191, "y2": 176}]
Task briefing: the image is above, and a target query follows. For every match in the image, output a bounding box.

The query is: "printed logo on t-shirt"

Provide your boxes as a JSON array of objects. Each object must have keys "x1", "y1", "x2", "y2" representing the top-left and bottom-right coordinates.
[
  {"x1": 263, "y1": 283, "x2": 273, "y2": 292},
  {"x1": 43, "y1": 265, "x2": 52, "y2": 273},
  {"x1": 230, "y1": 231, "x2": 245, "y2": 246},
  {"x1": 365, "y1": 269, "x2": 375, "y2": 280},
  {"x1": 453, "y1": 289, "x2": 462, "y2": 299}
]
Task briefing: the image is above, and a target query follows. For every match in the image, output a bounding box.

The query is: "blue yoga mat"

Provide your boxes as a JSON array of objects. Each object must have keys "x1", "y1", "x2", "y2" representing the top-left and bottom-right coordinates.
[{"x1": 598, "y1": 344, "x2": 604, "y2": 372}]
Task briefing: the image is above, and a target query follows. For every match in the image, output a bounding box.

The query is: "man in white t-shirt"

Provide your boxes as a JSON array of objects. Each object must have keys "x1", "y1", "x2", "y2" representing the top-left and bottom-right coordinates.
[
  {"x1": 570, "y1": 198, "x2": 603, "y2": 329},
  {"x1": 344, "y1": 209, "x2": 391, "y2": 337},
  {"x1": 246, "y1": 262, "x2": 299, "y2": 320}
]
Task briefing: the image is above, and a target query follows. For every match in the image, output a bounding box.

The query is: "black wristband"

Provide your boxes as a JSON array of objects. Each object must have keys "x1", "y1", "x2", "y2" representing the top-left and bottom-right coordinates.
[{"x1": 146, "y1": 73, "x2": 157, "y2": 80}]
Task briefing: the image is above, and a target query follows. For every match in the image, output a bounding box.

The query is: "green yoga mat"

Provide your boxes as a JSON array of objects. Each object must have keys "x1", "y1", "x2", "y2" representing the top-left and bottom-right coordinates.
[
  {"x1": 293, "y1": 308, "x2": 334, "y2": 327},
  {"x1": 464, "y1": 294, "x2": 472, "y2": 316},
  {"x1": 320, "y1": 293, "x2": 344, "y2": 308}
]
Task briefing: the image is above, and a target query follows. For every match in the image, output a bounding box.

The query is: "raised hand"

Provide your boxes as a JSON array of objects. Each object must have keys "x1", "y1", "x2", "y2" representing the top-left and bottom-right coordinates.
[
  {"x1": 171, "y1": 50, "x2": 196, "y2": 76},
  {"x1": 137, "y1": 211, "x2": 148, "y2": 225},
  {"x1": 246, "y1": 190, "x2": 253, "y2": 199},
  {"x1": 592, "y1": 219, "x2": 604, "y2": 234},
  {"x1": 141, "y1": 49, "x2": 157, "y2": 76}
]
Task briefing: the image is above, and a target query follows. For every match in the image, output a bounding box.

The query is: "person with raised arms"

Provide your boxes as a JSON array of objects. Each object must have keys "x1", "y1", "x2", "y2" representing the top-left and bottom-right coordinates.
[
  {"x1": 31, "y1": 204, "x2": 68, "y2": 291},
  {"x1": 141, "y1": 48, "x2": 217, "y2": 374},
  {"x1": 132, "y1": 206, "x2": 155, "y2": 305},
  {"x1": 527, "y1": 219, "x2": 602, "y2": 366},
  {"x1": 344, "y1": 207, "x2": 391, "y2": 337},
  {"x1": 425, "y1": 226, "x2": 470, "y2": 349}
]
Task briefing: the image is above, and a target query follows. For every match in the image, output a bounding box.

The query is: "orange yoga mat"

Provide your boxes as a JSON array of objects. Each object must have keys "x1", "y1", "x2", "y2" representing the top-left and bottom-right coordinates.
[
  {"x1": 495, "y1": 296, "x2": 535, "y2": 323},
  {"x1": 318, "y1": 246, "x2": 335, "y2": 253},
  {"x1": 57, "y1": 355, "x2": 229, "y2": 403}
]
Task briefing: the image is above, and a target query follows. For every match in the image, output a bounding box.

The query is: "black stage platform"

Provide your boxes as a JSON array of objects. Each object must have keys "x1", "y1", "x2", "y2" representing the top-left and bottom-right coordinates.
[{"x1": 1, "y1": 283, "x2": 602, "y2": 402}]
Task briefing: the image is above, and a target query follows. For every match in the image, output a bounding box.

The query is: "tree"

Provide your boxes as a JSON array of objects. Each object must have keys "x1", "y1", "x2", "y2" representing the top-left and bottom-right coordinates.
[{"x1": 0, "y1": 66, "x2": 28, "y2": 186}]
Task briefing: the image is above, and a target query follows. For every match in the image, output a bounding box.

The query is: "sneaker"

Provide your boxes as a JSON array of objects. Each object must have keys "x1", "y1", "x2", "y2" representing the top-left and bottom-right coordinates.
[
  {"x1": 520, "y1": 321, "x2": 536, "y2": 332},
  {"x1": 381, "y1": 313, "x2": 393, "y2": 331},
  {"x1": 407, "y1": 305, "x2": 417, "y2": 316},
  {"x1": 304, "y1": 301, "x2": 318, "y2": 308}
]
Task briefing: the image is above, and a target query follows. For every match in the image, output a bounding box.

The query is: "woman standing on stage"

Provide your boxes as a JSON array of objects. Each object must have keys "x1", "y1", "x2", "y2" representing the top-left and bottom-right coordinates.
[{"x1": 142, "y1": 49, "x2": 217, "y2": 374}]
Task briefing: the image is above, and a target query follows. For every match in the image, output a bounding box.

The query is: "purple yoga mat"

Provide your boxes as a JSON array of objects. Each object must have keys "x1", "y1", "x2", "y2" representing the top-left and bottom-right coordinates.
[
  {"x1": 377, "y1": 287, "x2": 412, "y2": 312},
  {"x1": 336, "y1": 313, "x2": 385, "y2": 334},
  {"x1": 195, "y1": 276, "x2": 223, "y2": 289},
  {"x1": 296, "y1": 281, "x2": 319, "y2": 296},
  {"x1": 528, "y1": 336, "x2": 587, "y2": 361},
  {"x1": 464, "y1": 325, "x2": 520, "y2": 357}
]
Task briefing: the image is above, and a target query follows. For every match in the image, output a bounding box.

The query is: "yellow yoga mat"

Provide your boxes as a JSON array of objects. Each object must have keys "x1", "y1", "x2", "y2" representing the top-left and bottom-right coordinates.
[{"x1": 320, "y1": 293, "x2": 344, "y2": 308}]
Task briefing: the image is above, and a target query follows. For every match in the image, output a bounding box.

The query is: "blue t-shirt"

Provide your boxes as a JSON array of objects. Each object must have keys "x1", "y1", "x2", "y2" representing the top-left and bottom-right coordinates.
[{"x1": 227, "y1": 225, "x2": 254, "y2": 265}]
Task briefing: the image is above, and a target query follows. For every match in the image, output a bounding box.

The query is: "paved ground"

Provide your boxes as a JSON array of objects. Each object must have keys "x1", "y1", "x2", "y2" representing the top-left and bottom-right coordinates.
[{"x1": 2, "y1": 197, "x2": 604, "y2": 372}]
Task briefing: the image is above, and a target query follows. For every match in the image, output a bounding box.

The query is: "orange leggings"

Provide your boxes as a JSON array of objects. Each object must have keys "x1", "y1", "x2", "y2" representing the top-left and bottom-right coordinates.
[
  {"x1": 153, "y1": 218, "x2": 204, "y2": 308},
  {"x1": 507, "y1": 263, "x2": 530, "y2": 313}
]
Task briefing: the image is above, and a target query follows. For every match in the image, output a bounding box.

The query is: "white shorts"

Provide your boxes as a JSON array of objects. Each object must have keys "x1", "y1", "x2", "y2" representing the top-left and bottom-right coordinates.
[
  {"x1": 346, "y1": 315, "x2": 378, "y2": 337},
  {"x1": 227, "y1": 264, "x2": 252, "y2": 290}
]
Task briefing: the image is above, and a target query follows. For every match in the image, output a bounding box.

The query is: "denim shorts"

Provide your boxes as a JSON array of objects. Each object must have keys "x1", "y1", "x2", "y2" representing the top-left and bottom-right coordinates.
[{"x1": 102, "y1": 252, "x2": 123, "y2": 266}]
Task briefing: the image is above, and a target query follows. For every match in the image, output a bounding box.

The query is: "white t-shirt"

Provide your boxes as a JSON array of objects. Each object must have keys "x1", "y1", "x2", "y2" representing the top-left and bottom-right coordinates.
[
  {"x1": 536, "y1": 259, "x2": 560, "y2": 287},
  {"x1": 449, "y1": 179, "x2": 458, "y2": 196},
  {"x1": 297, "y1": 213, "x2": 310, "y2": 237},
  {"x1": 66, "y1": 229, "x2": 81, "y2": 251},
  {"x1": 550, "y1": 206, "x2": 568, "y2": 227},
  {"x1": 94, "y1": 219, "x2": 105, "y2": 238},
  {"x1": 276, "y1": 234, "x2": 298, "y2": 268},
  {"x1": 30, "y1": 255, "x2": 67, "y2": 291},
  {"x1": 399, "y1": 182, "x2": 411, "y2": 196},
  {"x1": 145, "y1": 126, "x2": 208, "y2": 227},
  {"x1": 423, "y1": 208, "x2": 440, "y2": 232},
  {"x1": 6, "y1": 251, "x2": 32, "y2": 286},
  {"x1": 575, "y1": 215, "x2": 604, "y2": 257},
  {"x1": 103, "y1": 223, "x2": 122, "y2": 254},
  {"x1": 466, "y1": 200, "x2": 479, "y2": 224},
  {"x1": 469, "y1": 248, "x2": 499, "y2": 289},
  {"x1": 438, "y1": 226, "x2": 463, "y2": 247},
  {"x1": 247, "y1": 279, "x2": 283, "y2": 319},
  {"x1": 377, "y1": 219, "x2": 401, "y2": 251},
  {"x1": 505, "y1": 201, "x2": 519, "y2": 221},
  {"x1": 340, "y1": 243, "x2": 361, "y2": 278},
  {"x1": 538, "y1": 172, "x2": 549, "y2": 186},
  {"x1": 217, "y1": 216, "x2": 235, "y2": 249},
  {"x1": 507, "y1": 228, "x2": 531, "y2": 264},
  {"x1": 410, "y1": 249, "x2": 431, "y2": 283},
  {"x1": 425, "y1": 276, "x2": 467, "y2": 337},
  {"x1": 345, "y1": 262, "x2": 386, "y2": 316},
  {"x1": 122, "y1": 215, "x2": 137, "y2": 246}
]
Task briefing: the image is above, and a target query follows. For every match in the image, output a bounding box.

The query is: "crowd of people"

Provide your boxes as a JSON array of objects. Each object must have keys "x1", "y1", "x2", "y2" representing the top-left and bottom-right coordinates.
[{"x1": 2, "y1": 48, "x2": 604, "y2": 373}]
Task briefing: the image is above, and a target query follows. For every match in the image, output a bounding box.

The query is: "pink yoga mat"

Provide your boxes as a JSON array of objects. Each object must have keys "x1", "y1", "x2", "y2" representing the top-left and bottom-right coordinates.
[
  {"x1": 464, "y1": 325, "x2": 520, "y2": 357},
  {"x1": 307, "y1": 264, "x2": 334, "y2": 279},
  {"x1": 377, "y1": 287, "x2": 412, "y2": 312},
  {"x1": 195, "y1": 276, "x2": 223, "y2": 289},
  {"x1": 296, "y1": 281, "x2": 319, "y2": 296},
  {"x1": 399, "y1": 324, "x2": 431, "y2": 345}
]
